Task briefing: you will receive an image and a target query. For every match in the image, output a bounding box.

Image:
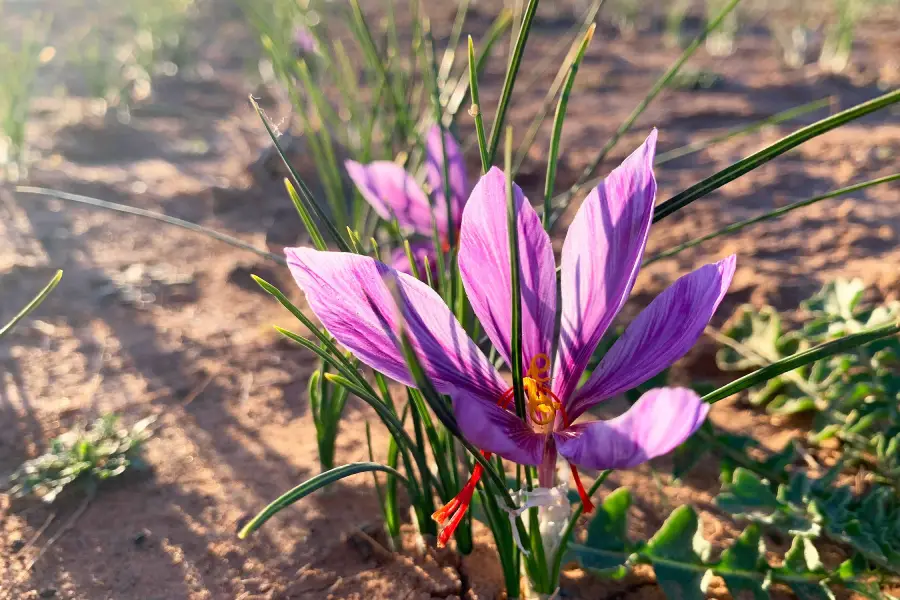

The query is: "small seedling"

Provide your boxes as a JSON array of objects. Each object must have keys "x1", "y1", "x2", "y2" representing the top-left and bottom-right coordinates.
[
  {"x1": 8, "y1": 413, "x2": 155, "y2": 503},
  {"x1": 6, "y1": 413, "x2": 154, "y2": 569}
]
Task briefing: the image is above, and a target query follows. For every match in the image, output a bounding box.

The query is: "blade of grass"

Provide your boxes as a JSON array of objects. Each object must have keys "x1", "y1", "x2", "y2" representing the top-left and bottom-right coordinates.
[
  {"x1": 467, "y1": 36, "x2": 490, "y2": 172},
  {"x1": 365, "y1": 422, "x2": 389, "y2": 528},
  {"x1": 249, "y1": 96, "x2": 351, "y2": 251},
  {"x1": 383, "y1": 408, "x2": 404, "y2": 548},
  {"x1": 644, "y1": 173, "x2": 900, "y2": 265},
  {"x1": 654, "y1": 88, "x2": 900, "y2": 222},
  {"x1": 16, "y1": 187, "x2": 284, "y2": 265},
  {"x1": 407, "y1": 389, "x2": 438, "y2": 535},
  {"x1": 237, "y1": 462, "x2": 411, "y2": 538},
  {"x1": 408, "y1": 389, "x2": 452, "y2": 501},
  {"x1": 504, "y1": 126, "x2": 526, "y2": 422},
  {"x1": 702, "y1": 320, "x2": 900, "y2": 405},
  {"x1": 550, "y1": 0, "x2": 742, "y2": 223},
  {"x1": 542, "y1": 24, "x2": 596, "y2": 229},
  {"x1": 513, "y1": 2, "x2": 602, "y2": 176},
  {"x1": 0, "y1": 269, "x2": 62, "y2": 338},
  {"x1": 284, "y1": 179, "x2": 327, "y2": 251},
  {"x1": 437, "y1": 0, "x2": 472, "y2": 84},
  {"x1": 549, "y1": 96, "x2": 835, "y2": 220},
  {"x1": 655, "y1": 97, "x2": 833, "y2": 165},
  {"x1": 444, "y1": 11, "x2": 512, "y2": 120},
  {"x1": 486, "y1": 0, "x2": 541, "y2": 165}
]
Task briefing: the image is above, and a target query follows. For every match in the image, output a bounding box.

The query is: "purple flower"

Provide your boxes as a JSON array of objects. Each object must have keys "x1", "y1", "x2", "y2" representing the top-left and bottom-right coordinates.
[
  {"x1": 287, "y1": 130, "x2": 735, "y2": 545},
  {"x1": 345, "y1": 125, "x2": 468, "y2": 275},
  {"x1": 293, "y1": 25, "x2": 319, "y2": 56}
]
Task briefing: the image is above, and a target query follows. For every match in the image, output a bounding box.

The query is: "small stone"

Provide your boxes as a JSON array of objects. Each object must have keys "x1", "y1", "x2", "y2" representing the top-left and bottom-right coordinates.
[
  {"x1": 39, "y1": 588, "x2": 57, "y2": 598},
  {"x1": 133, "y1": 529, "x2": 151, "y2": 546},
  {"x1": 10, "y1": 538, "x2": 25, "y2": 553}
]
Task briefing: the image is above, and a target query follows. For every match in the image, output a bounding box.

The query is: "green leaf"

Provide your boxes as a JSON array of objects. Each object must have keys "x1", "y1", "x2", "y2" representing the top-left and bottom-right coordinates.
[
  {"x1": 237, "y1": 462, "x2": 410, "y2": 539},
  {"x1": 654, "y1": 88, "x2": 900, "y2": 222},
  {"x1": 777, "y1": 537, "x2": 834, "y2": 600},
  {"x1": 716, "y1": 305, "x2": 800, "y2": 369},
  {"x1": 467, "y1": 36, "x2": 489, "y2": 172},
  {"x1": 803, "y1": 278, "x2": 866, "y2": 321},
  {"x1": 716, "y1": 468, "x2": 780, "y2": 515},
  {"x1": 16, "y1": 187, "x2": 285, "y2": 265},
  {"x1": 716, "y1": 525, "x2": 770, "y2": 600},
  {"x1": 644, "y1": 506, "x2": 711, "y2": 600},
  {"x1": 581, "y1": 487, "x2": 632, "y2": 572},
  {"x1": 0, "y1": 269, "x2": 62, "y2": 338},
  {"x1": 644, "y1": 174, "x2": 900, "y2": 266},
  {"x1": 486, "y1": 0, "x2": 539, "y2": 165}
]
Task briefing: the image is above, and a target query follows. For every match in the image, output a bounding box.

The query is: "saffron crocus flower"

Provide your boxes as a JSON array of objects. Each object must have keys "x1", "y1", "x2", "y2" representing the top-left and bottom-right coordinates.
[
  {"x1": 293, "y1": 25, "x2": 320, "y2": 57},
  {"x1": 287, "y1": 130, "x2": 736, "y2": 546},
  {"x1": 345, "y1": 125, "x2": 468, "y2": 275}
]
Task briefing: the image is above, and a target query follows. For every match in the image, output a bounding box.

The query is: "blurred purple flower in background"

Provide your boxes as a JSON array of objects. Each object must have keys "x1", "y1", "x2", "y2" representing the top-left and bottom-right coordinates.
[{"x1": 346, "y1": 125, "x2": 468, "y2": 275}]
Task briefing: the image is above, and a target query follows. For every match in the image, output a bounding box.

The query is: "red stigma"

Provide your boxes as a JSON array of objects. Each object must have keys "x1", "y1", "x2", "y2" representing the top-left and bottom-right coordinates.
[
  {"x1": 432, "y1": 387, "x2": 515, "y2": 548},
  {"x1": 570, "y1": 463, "x2": 594, "y2": 514}
]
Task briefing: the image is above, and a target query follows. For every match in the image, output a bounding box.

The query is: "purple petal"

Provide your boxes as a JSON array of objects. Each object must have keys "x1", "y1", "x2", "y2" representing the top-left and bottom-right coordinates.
[
  {"x1": 293, "y1": 25, "x2": 319, "y2": 55},
  {"x1": 554, "y1": 387, "x2": 709, "y2": 470},
  {"x1": 568, "y1": 255, "x2": 736, "y2": 420},
  {"x1": 346, "y1": 160, "x2": 445, "y2": 236},
  {"x1": 458, "y1": 167, "x2": 557, "y2": 369},
  {"x1": 453, "y1": 396, "x2": 546, "y2": 465},
  {"x1": 425, "y1": 125, "x2": 468, "y2": 229},
  {"x1": 285, "y1": 247, "x2": 505, "y2": 403},
  {"x1": 553, "y1": 131, "x2": 658, "y2": 405},
  {"x1": 388, "y1": 241, "x2": 438, "y2": 278}
]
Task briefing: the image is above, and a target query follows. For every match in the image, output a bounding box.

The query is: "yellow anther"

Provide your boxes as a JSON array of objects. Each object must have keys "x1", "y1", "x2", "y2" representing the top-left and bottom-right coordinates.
[
  {"x1": 523, "y1": 373, "x2": 560, "y2": 429},
  {"x1": 526, "y1": 353, "x2": 551, "y2": 382}
]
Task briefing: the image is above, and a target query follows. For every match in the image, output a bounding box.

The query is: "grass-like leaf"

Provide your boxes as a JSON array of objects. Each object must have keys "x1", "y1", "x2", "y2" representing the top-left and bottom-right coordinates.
[
  {"x1": 249, "y1": 95, "x2": 351, "y2": 252},
  {"x1": 644, "y1": 173, "x2": 900, "y2": 265},
  {"x1": 486, "y1": 0, "x2": 540, "y2": 165},
  {"x1": 16, "y1": 186, "x2": 285, "y2": 264},
  {"x1": 0, "y1": 269, "x2": 62, "y2": 338},
  {"x1": 702, "y1": 319, "x2": 900, "y2": 405},
  {"x1": 444, "y1": 10, "x2": 512, "y2": 121},
  {"x1": 654, "y1": 88, "x2": 900, "y2": 222},
  {"x1": 550, "y1": 0, "x2": 742, "y2": 223},
  {"x1": 237, "y1": 462, "x2": 411, "y2": 538},
  {"x1": 284, "y1": 179, "x2": 327, "y2": 251},
  {"x1": 543, "y1": 23, "x2": 596, "y2": 229},
  {"x1": 504, "y1": 127, "x2": 526, "y2": 421},
  {"x1": 468, "y1": 36, "x2": 490, "y2": 172}
]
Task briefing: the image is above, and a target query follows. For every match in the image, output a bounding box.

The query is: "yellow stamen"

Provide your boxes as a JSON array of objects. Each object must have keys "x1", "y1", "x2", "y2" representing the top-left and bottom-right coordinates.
[
  {"x1": 526, "y1": 353, "x2": 551, "y2": 382},
  {"x1": 521, "y1": 355, "x2": 561, "y2": 432}
]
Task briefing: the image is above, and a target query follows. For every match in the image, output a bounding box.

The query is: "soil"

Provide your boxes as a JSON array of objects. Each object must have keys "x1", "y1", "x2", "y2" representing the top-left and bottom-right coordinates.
[{"x1": 2, "y1": 1, "x2": 900, "y2": 599}]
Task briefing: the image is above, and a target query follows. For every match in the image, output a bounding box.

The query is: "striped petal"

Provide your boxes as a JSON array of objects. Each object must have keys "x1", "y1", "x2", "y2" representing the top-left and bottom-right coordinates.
[
  {"x1": 458, "y1": 167, "x2": 557, "y2": 369},
  {"x1": 554, "y1": 387, "x2": 709, "y2": 470},
  {"x1": 568, "y1": 255, "x2": 736, "y2": 421},
  {"x1": 553, "y1": 131, "x2": 658, "y2": 405}
]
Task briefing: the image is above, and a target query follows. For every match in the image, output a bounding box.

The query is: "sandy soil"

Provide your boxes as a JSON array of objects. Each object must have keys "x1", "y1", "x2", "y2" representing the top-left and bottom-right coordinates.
[{"x1": 2, "y1": 1, "x2": 899, "y2": 598}]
